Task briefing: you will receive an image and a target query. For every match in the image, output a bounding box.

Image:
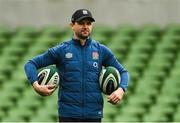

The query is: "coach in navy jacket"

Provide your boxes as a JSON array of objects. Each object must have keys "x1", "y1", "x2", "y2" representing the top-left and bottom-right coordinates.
[{"x1": 24, "y1": 9, "x2": 129, "y2": 122}]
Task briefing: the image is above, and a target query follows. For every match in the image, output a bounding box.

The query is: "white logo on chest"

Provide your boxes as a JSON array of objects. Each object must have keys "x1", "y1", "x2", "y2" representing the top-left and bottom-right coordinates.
[
  {"x1": 93, "y1": 62, "x2": 98, "y2": 68},
  {"x1": 65, "y1": 53, "x2": 73, "y2": 59}
]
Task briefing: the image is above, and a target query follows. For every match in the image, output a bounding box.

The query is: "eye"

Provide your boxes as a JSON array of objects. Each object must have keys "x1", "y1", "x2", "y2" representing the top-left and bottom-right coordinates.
[
  {"x1": 77, "y1": 22, "x2": 84, "y2": 25},
  {"x1": 86, "y1": 22, "x2": 92, "y2": 26}
]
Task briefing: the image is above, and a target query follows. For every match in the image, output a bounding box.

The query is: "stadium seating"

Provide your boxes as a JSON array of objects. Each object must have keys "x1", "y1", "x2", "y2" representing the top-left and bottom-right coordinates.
[{"x1": 0, "y1": 24, "x2": 180, "y2": 122}]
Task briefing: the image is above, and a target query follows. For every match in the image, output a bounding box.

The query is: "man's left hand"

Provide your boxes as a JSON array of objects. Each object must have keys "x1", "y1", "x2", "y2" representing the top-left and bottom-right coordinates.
[{"x1": 107, "y1": 87, "x2": 125, "y2": 105}]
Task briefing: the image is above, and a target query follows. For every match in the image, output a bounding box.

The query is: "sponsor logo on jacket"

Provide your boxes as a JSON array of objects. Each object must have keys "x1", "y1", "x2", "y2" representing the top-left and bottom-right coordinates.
[
  {"x1": 65, "y1": 53, "x2": 73, "y2": 59},
  {"x1": 92, "y1": 52, "x2": 99, "y2": 60}
]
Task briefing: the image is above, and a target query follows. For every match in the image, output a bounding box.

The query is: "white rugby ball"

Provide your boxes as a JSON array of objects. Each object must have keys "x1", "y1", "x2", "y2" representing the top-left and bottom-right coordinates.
[
  {"x1": 38, "y1": 66, "x2": 59, "y2": 87},
  {"x1": 99, "y1": 66, "x2": 120, "y2": 95}
]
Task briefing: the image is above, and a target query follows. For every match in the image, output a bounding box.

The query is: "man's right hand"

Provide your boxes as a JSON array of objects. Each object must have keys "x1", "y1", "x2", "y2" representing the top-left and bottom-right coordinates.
[{"x1": 32, "y1": 81, "x2": 56, "y2": 96}]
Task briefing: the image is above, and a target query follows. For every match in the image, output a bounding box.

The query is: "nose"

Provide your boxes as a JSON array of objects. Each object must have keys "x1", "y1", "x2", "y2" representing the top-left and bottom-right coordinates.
[{"x1": 82, "y1": 23, "x2": 89, "y2": 28}]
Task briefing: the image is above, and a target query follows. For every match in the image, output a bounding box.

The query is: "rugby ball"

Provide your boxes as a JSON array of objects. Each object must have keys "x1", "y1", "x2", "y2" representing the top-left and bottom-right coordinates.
[
  {"x1": 99, "y1": 66, "x2": 120, "y2": 95},
  {"x1": 38, "y1": 66, "x2": 59, "y2": 87}
]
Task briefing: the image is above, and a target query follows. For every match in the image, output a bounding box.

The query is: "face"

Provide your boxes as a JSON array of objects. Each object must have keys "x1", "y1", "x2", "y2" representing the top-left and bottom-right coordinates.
[{"x1": 71, "y1": 19, "x2": 93, "y2": 40}]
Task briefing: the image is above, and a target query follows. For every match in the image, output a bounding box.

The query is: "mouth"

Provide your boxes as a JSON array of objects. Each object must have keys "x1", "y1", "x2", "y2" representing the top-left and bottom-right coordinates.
[{"x1": 81, "y1": 30, "x2": 89, "y2": 34}]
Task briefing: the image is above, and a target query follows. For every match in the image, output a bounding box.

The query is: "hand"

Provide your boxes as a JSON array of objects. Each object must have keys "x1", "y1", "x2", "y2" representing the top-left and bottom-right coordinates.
[
  {"x1": 32, "y1": 81, "x2": 56, "y2": 96},
  {"x1": 107, "y1": 87, "x2": 125, "y2": 105}
]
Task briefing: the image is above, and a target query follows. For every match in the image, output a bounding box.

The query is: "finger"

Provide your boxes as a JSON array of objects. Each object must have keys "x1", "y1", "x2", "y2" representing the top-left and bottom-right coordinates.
[
  {"x1": 108, "y1": 93, "x2": 116, "y2": 100},
  {"x1": 108, "y1": 92, "x2": 115, "y2": 99},
  {"x1": 109, "y1": 98, "x2": 120, "y2": 105},
  {"x1": 117, "y1": 100, "x2": 121, "y2": 104},
  {"x1": 46, "y1": 84, "x2": 56, "y2": 89},
  {"x1": 39, "y1": 92, "x2": 49, "y2": 97},
  {"x1": 113, "y1": 98, "x2": 120, "y2": 104},
  {"x1": 48, "y1": 87, "x2": 56, "y2": 95},
  {"x1": 110, "y1": 97, "x2": 118, "y2": 103},
  {"x1": 111, "y1": 97, "x2": 117, "y2": 103},
  {"x1": 49, "y1": 88, "x2": 56, "y2": 93},
  {"x1": 46, "y1": 93, "x2": 51, "y2": 96},
  {"x1": 107, "y1": 96, "x2": 110, "y2": 99},
  {"x1": 109, "y1": 94, "x2": 121, "y2": 103},
  {"x1": 42, "y1": 90, "x2": 53, "y2": 96},
  {"x1": 108, "y1": 100, "x2": 116, "y2": 105},
  {"x1": 109, "y1": 94, "x2": 118, "y2": 102}
]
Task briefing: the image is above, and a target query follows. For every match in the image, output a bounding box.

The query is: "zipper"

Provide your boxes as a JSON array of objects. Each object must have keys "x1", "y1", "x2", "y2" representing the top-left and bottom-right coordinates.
[{"x1": 81, "y1": 46, "x2": 85, "y2": 118}]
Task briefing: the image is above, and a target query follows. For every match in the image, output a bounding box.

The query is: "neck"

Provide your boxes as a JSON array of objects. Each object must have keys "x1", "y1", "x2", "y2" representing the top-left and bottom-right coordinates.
[{"x1": 80, "y1": 39, "x2": 86, "y2": 46}]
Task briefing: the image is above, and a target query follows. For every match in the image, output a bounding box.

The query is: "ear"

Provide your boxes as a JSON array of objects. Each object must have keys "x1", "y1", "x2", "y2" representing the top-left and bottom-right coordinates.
[{"x1": 70, "y1": 22, "x2": 74, "y2": 29}]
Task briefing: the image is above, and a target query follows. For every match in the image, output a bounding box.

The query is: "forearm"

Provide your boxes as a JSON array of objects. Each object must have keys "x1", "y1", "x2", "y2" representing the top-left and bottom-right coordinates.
[
  {"x1": 106, "y1": 58, "x2": 129, "y2": 91},
  {"x1": 119, "y1": 70, "x2": 129, "y2": 92},
  {"x1": 24, "y1": 61, "x2": 39, "y2": 85},
  {"x1": 24, "y1": 49, "x2": 58, "y2": 85}
]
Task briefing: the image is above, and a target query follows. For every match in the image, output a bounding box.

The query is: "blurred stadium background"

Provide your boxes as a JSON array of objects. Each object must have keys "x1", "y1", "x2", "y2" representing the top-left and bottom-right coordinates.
[{"x1": 0, "y1": 0, "x2": 180, "y2": 122}]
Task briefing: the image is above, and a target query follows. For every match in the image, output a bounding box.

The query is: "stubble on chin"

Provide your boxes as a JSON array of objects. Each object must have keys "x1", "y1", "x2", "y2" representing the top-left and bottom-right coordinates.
[{"x1": 77, "y1": 32, "x2": 90, "y2": 40}]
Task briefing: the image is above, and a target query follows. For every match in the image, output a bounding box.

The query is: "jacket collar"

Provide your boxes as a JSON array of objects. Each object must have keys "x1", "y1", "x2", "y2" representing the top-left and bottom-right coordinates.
[{"x1": 72, "y1": 37, "x2": 92, "y2": 46}]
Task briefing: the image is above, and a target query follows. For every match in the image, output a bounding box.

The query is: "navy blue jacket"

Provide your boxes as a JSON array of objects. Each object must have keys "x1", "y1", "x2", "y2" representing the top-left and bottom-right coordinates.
[{"x1": 24, "y1": 38, "x2": 129, "y2": 119}]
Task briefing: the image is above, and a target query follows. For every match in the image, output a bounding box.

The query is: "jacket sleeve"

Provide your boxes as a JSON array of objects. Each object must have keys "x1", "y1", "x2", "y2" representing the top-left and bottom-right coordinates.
[
  {"x1": 101, "y1": 44, "x2": 129, "y2": 92},
  {"x1": 24, "y1": 45, "x2": 63, "y2": 85}
]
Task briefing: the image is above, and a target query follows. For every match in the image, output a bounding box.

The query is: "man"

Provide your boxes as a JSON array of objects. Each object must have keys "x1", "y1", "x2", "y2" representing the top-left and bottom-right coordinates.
[{"x1": 24, "y1": 9, "x2": 129, "y2": 122}]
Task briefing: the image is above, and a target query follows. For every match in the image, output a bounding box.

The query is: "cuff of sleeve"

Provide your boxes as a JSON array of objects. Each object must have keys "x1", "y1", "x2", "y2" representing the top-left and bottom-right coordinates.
[
  {"x1": 28, "y1": 77, "x2": 38, "y2": 85},
  {"x1": 119, "y1": 85, "x2": 126, "y2": 92}
]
